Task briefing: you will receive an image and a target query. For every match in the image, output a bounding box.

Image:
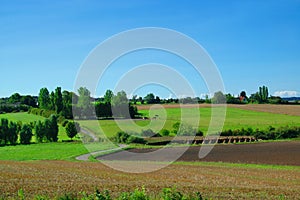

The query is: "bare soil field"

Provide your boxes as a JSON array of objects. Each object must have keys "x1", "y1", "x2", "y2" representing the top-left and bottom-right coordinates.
[
  {"x1": 0, "y1": 160, "x2": 299, "y2": 199},
  {"x1": 229, "y1": 104, "x2": 300, "y2": 116},
  {"x1": 99, "y1": 141, "x2": 300, "y2": 166},
  {"x1": 137, "y1": 104, "x2": 300, "y2": 116}
]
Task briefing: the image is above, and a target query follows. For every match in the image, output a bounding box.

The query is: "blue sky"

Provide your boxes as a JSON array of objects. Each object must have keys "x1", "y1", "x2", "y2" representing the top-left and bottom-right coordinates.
[{"x1": 1, "y1": 0, "x2": 300, "y2": 98}]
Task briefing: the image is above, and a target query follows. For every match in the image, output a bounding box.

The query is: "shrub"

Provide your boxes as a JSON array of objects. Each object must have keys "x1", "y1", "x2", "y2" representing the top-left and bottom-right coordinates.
[
  {"x1": 115, "y1": 131, "x2": 130, "y2": 143},
  {"x1": 130, "y1": 187, "x2": 149, "y2": 200},
  {"x1": 160, "y1": 129, "x2": 170, "y2": 136},
  {"x1": 196, "y1": 129, "x2": 204, "y2": 136},
  {"x1": 95, "y1": 189, "x2": 112, "y2": 200},
  {"x1": 127, "y1": 135, "x2": 146, "y2": 144},
  {"x1": 172, "y1": 122, "x2": 180, "y2": 134},
  {"x1": 161, "y1": 187, "x2": 183, "y2": 200},
  {"x1": 177, "y1": 123, "x2": 197, "y2": 136}
]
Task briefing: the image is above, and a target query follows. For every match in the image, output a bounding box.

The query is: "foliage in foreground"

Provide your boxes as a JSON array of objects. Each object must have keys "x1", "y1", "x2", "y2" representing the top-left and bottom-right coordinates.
[{"x1": 12, "y1": 187, "x2": 205, "y2": 200}]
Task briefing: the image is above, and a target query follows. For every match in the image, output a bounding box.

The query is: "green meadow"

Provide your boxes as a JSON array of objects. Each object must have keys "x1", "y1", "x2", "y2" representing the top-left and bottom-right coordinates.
[
  {"x1": 79, "y1": 107, "x2": 300, "y2": 138},
  {"x1": 0, "y1": 142, "x2": 88, "y2": 161}
]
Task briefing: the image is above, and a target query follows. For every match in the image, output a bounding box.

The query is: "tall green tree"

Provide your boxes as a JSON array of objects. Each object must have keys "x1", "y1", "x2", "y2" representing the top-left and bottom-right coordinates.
[
  {"x1": 35, "y1": 120, "x2": 45, "y2": 143},
  {"x1": 144, "y1": 93, "x2": 155, "y2": 104},
  {"x1": 66, "y1": 121, "x2": 79, "y2": 140},
  {"x1": 211, "y1": 91, "x2": 226, "y2": 104},
  {"x1": 9, "y1": 93, "x2": 21, "y2": 104},
  {"x1": 112, "y1": 91, "x2": 128, "y2": 106},
  {"x1": 49, "y1": 91, "x2": 55, "y2": 110},
  {"x1": 104, "y1": 89, "x2": 113, "y2": 104},
  {"x1": 259, "y1": 86, "x2": 269, "y2": 103},
  {"x1": 20, "y1": 95, "x2": 37, "y2": 107},
  {"x1": 49, "y1": 115, "x2": 59, "y2": 142},
  {"x1": 38, "y1": 88, "x2": 50, "y2": 109},
  {"x1": 19, "y1": 124, "x2": 33, "y2": 144},
  {"x1": 77, "y1": 87, "x2": 92, "y2": 118},
  {"x1": 251, "y1": 86, "x2": 269, "y2": 103},
  {"x1": 54, "y1": 87, "x2": 63, "y2": 114},
  {"x1": 61, "y1": 90, "x2": 73, "y2": 119},
  {"x1": 7, "y1": 121, "x2": 18, "y2": 145},
  {"x1": 0, "y1": 118, "x2": 9, "y2": 145},
  {"x1": 44, "y1": 118, "x2": 52, "y2": 142},
  {"x1": 111, "y1": 91, "x2": 137, "y2": 118}
]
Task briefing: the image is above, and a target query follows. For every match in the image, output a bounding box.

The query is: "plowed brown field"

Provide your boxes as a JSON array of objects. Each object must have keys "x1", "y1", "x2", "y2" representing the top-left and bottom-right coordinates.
[
  {"x1": 0, "y1": 160, "x2": 299, "y2": 199},
  {"x1": 99, "y1": 141, "x2": 300, "y2": 166}
]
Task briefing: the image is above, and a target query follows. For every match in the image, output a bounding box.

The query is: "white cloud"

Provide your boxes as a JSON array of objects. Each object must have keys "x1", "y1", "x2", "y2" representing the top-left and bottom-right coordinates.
[{"x1": 273, "y1": 91, "x2": 300, "y2": 97}]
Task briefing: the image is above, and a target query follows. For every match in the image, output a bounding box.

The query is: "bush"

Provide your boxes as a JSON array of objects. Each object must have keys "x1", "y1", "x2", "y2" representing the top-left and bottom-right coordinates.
[
  {"x1": 127, "y1": 135, "x2": 146, "y2": 144},
  {"x1": 115, "y1": 131, "x2": 146, "y2": 144},
  {"x1": 162, "y1": 187, "x2": 183, "y2": 200},
  {"x1": 196, "y1": 129, "x2": 204, "y2": 136},
  {"x1": 115, "y1": 131, "x2": 130, "y2": 143},
  {"x1": 177, "y1": 123, "x2": 197, "y2": 136},
  {"x1": 129, "y1": 187, "x2": 149, "y2": 200},
  {"x1": 172, "y1": 122, "x2": 180, "y2": 134},
  {"x1": 160, "y1": 129, "x2": 170, "y2": 136}
]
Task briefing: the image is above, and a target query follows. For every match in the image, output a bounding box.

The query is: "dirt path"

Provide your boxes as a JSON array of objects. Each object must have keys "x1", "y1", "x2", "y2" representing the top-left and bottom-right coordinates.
[
  {"x1": 80, "y1": 127, "x2": 99, "y2": 142},
  {"x1": 76, "y1": 128, "x2": 127, "y2": 161},
  {"x1": 75, "y1": 144, "x2": 127, "y2": 161},
  {"x1": 98, "y1": 141, "x2": 300, "y2": 166}
]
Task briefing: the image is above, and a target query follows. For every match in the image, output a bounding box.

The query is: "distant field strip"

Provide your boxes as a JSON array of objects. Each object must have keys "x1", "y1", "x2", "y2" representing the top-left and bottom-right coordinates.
[{"x1": 79, "y1": 106, "x2": 300, "y2": 138}]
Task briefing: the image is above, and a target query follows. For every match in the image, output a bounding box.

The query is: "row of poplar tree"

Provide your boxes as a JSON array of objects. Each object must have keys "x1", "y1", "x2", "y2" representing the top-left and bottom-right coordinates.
[{"x1": 0, "y1": 115, "x2": 59, "y2": 146}]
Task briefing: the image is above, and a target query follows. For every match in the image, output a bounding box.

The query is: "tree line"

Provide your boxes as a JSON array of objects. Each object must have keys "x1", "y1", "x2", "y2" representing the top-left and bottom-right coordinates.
[
  {"x1": 0, "y1": 85, "x2": 298, "y2": 117},
  {"x1": 0, "y1": 115, "x2": 79, "y2": 147},
  {"x1": 0, "y1": 115, "x2": 58, "y2": 146}
]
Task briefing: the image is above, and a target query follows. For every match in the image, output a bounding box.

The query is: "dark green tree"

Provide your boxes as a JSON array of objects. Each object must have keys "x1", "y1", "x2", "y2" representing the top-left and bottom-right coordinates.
[
  {"x1": 19, "y1": 124, "x2": 33, "y2": 144},
  {"x1": 95, "y1": 102, "x2": 112, "y2": 118},
  {"x1": 9, "y1": 93, "x2": 21, "y2": 104},
  {"x1": 240, "y1": 91, "x2": 247, "y2": 98},
  {"x1": 49, "y1": 115, "x2": 59, "y2": 142},
  {"x1": 35, "y1": 120, "x2": 45, "y2": 143},
  {"x1": 38, "y1": 88, "x2": 50, "y2": 109},
  {"x1": 54, "y1": 87, "x2": 63, "y2": 114},
  {"x1": 7, "y1": 121, "x2": 18, "y2": 145},
  {"x1": 0, "y1": 118, "x2": 9, "y2": 145},
  {"x1": 259, "y1": 86, "x2": 269, "y2": 103},
  {"x1": 44, "y1": 118, "x2": 52, "y2": 142},
  {"x1": 66, "y1": 121, "x2": 79, "y2": 140},
  {"x1": 251, "y1": 86, "x2": 269, "y2": 103},
  {"x1": 20, "y1": 95, "x2": 37, "y2": 107},
  {"x1": 61, "y1": 90, "x2": 73, "y2": 119},
  {"x1": 144, "y1": 93, "x2": 155, "y2": 104},
  {"x1": 49, "y1": 91, "x2": 55, "y2": 110}
]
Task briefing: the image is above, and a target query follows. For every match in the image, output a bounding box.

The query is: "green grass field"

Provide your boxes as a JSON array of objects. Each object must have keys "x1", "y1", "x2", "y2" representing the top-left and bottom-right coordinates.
[
  {"x1": 0, "y1": 142, "x2": 88, "y2": 161},
  {"x1": 79, "y1": 107, "x2": 300, "y2": 138}
]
